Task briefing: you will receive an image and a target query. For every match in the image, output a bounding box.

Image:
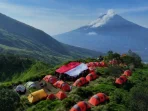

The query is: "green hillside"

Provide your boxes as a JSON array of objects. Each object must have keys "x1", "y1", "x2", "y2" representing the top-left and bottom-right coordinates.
[
  {"x1": 0, "y1": 13, "x2": 102, "y2": 64},
  {"x1": 0, "y1": 54, "x2": 51, "y2": 84},
  {"x1": 0, "y1": 52, "x2": 147, "y2": 111}
]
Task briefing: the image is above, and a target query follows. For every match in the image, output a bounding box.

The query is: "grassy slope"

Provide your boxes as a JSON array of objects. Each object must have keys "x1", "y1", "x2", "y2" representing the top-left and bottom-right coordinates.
[
  {"x1": 1, "y1": 54, "x2": 147, "y2": 111},
  {"x1": 24, "y1": 64, "x2": 148, "y2": 111},
  {"x1": 0, "y1": 55, "x2": 52, "y2": 85}
]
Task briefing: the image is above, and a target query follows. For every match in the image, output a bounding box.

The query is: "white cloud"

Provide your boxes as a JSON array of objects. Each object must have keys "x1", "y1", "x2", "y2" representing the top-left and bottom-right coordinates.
[
  {"x1": 87, "y1": 32, "x2": 97, "y2": 35},
  {"x1": 0, "y1": 1, "x2": 148, "y2": 35},
  {"x1": 0, "y1": 1, "x2": 91, "y2": 35}
]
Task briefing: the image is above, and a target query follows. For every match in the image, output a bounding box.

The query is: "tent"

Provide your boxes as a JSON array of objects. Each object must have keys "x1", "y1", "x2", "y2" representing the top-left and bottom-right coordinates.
[
  {"x1": 73, "y1": 77, "x2": 88, "y2": 87},
  {"x1": 109, "y1": 59, "x2": 118, "y2": 65},
  {"x1": 53, "y1": 80, "x2": 70, "y2": 92},
  {"x1": 56, "y1": 62, "x2": 80, "y2": 73},
  {"x1": 56, "y1": 62, "x2": 88, "y2": 79},
  {"x1": 99, "y1": 61, "x2": 107, "y2": 67},
  {"x1": 55, "y1": 91, "x2": 67, "y2": 100},
  {"x1": 87, "y1": 62, "x2": 101, "y2": 68},
  {"x1": 86, "y1": 72, "x2": 98, "y2": 81},
  {"x1": 115, "y1": 75, "x2": 127, "y2": 85},
  {"x1": 53, "y1": 80, "x2": 64, "y2": 88},
  {"x1": 46, "y1": 94, "x2": 56, "y2": 100},
  {"x1": 15, "y1": 85, "x2": 26, "y2": 94},
  {"x1": 88, "y1": 93, "x2": 109, "y2": 106},
  {"x1": 24, "y1": 81, "x2": 36, "y2": 89},
  {"x1": 123, "y1": 70, "x2": 132, "y2": 76},
  {"x1": 70, "y1": 101, "x2": 91, "y2": 111},
  {"x1": 28, "y1": 89, "x2": 48, "y2": 103},
  {"x1": 43, "y1": 75, "x2": 57, "y2": 84},
  {"x1": 88, "y1": 67, "x2": 95, "y2": 73}
]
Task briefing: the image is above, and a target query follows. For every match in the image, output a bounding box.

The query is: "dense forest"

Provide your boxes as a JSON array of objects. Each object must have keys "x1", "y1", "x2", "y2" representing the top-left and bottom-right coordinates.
[{"x1": 0, "y1": 51, "x2": 147, "y2": 111}]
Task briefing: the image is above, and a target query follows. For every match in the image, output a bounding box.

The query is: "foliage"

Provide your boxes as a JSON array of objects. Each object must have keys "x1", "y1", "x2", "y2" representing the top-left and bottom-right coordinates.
[{"x1": 0, "y1": 88, "x2": 20, "y2": 111}]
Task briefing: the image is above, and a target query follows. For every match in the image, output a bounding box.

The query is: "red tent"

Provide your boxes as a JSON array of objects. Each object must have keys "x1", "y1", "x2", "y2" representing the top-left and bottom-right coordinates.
[
  {"x1": 70, "y1": 101, "x2": 91, "y2": 111},
  {"x1": 109, "y1": 59, "x2": 118, "y2": 65},
  {"x1": 87, "y1": 62, "x2": 100, "y2": 68},
  {"x1": 53, "y1": 80, "x2": 70, "y2": 92},
  {"x1": 55, "y1": 91, "x2": 67, "y2": 100},
  {"x1": 53, "y1": 80, "x2": 64, "y2": 88},
  {"x1": 56, "y1": 62, "x2": 80, "y2": 73},
  {"x1": 88, "y1": 93, "x2": 109, "y2": 106},
  {"x1": 73, "y1": 77, "x2": 88, "y2": 87},
  {"x1": 46, "y1": 94, "x2": 56, "y2": 100},
  {"x1": 86, "y1": 72, "x2": 98, "y2": 81},
  {"x1": 115, "y1": 75, "x2": 127, "y2": 85},
  {"x1": 123, "y1": 70, "x2": 132, "y2": 76},
  {"x1": 43, "y1": 75, "x2": 57, "y2": 84},
  {"x1": 88, "y1": 67, "x2": 95, "y2": 73},
  {"x1": 99, "y1": 61, "x2": 107, "y2": 67}
]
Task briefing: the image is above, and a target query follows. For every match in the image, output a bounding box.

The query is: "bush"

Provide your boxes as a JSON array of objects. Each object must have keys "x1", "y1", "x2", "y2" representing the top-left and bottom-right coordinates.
[{"x1": 0, "y1": 88, "x2": 20, "y2": 111}]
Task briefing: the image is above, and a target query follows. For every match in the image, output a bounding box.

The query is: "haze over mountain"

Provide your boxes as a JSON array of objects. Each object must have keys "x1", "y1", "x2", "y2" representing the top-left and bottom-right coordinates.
[
  {"x1": 54, "y1": 10, "x2": 148, "y2": 62},
  {"x1": 0, "y1": 13, "x2": 101, "y2": 64}
]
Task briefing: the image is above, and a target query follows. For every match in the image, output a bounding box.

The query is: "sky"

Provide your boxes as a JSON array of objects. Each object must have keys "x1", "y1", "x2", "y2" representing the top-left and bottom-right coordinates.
[{"x1": 0, "y1": 0, "x2": 148, "y2": 35}]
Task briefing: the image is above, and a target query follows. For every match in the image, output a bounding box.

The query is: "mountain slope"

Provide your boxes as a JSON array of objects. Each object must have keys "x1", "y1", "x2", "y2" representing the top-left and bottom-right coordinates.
[
  {"x1": 0, "y1": 13, "x2": 102, "y2": 64},
  {"x1": 54, "y1": 10, "x2": 148, "y2": 62}
]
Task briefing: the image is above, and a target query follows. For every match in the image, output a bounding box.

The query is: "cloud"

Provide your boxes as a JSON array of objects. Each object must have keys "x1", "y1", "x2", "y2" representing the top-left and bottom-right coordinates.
[
  {"x1": 87, "y1": 32, "x2": 97, "y2": 35},
  {"x1": 0, "y1": 1, "x2": 92, "y2": 35}
]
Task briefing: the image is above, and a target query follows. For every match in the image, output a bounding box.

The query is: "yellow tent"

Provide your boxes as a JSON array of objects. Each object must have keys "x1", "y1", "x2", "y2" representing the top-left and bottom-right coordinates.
[{"x1": 28, "y1": 89, "x2": 47, "y2": 103}]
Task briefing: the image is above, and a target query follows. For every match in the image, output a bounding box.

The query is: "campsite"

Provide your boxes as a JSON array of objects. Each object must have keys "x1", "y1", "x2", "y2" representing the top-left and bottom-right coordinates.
[
  {"x1": 0, "y1": 51, "x2": 147, "y2": 111},
  {"x1": 0, "y1": 1, "x2": 148, "y2": 110}
]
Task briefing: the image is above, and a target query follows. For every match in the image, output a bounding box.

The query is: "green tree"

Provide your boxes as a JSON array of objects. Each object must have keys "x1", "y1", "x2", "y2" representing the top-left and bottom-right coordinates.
[
  {"x1": 0, "y1": 88, "x2": 20, "y2": 111},
  {"x1": 128, "y1": 84, "x2": 148, "y2": 111}
]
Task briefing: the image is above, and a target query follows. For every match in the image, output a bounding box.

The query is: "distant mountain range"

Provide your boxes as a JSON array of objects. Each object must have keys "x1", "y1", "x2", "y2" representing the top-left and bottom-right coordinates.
[
  {"x1": 0, "y1": 13, "x2": 102, "y2": 64},
  {"x1": 54, "y1": 10, "x2": 148, "y2": 62}
]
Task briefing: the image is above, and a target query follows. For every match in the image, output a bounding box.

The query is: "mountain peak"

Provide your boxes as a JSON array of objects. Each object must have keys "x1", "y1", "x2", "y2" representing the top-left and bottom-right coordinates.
[{"x1": 88, "y1": 9, "x2": 116, "y2": 28}]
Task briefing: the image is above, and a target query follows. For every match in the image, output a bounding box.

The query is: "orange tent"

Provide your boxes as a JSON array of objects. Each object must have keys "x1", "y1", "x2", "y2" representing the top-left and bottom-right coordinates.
[
  {"x1": 55, "y1": 91, "x2": 67, "y2": 100},
  {"x1": 53, "y1": 80, "x2": 64, "y2": 88},
  {"x1": 53, "y1": 80, "x2": 70, "y2": 92},
  {"x1": 46, "y1": 94, "x2": 56, "y2": 100},
  {"x1": 73, "y1": 77, "x2": 88, "y2": 87},
  {"x1": 70, "y1": 101, "x2": 91, "y2": 111},
  {"x1": 86, "y1": 72, "x2": 98, "y2": 81},
  {"x1": 99, "y1": 61, "x2": 107, "y2": 67},
  {"x1": 88, "y1": 67, "x2": 95, "y2": 73},
  {"x1": 109, "y1": 59, "x2": 118, "y2": 65},
  {"x1": 115, "y1": 75, "x2": 127, "y2": 85},
  {"x1": 88, "y1": 93, "x2": 109, "y2": 106},
  {"x1": 43, "y1": 75, "x2": 57, "y2": 84},
  {"x1": 87, "y1": 62, "x2": 101, "y2": 68},
  {"x1": 123, "y1": 70, "x2": 132, "y2": 76}
]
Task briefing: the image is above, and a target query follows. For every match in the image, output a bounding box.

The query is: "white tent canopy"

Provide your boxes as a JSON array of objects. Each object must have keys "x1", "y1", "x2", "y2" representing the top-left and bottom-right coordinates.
[
  {"x1": 24, "y1": 81, "x2": 36, "y2": 89},
  {"x1": 65, "y1": 63, "x2": 88, "y2": 77},
  {"x1": 15, "y1": 85, "x2": 26, "y2": 93}
]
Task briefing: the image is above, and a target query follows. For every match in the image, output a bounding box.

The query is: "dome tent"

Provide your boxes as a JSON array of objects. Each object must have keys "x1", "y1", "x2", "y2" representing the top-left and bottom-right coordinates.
[
  {"x1": 28, "y1": 89, "x2": 48, "y2": 103},
  {"x1": 88, "y1": 93, "x2": 109, "y2": 106},
  {"x1": 115, "y1": 75, "x2": 127, "y2": 85},
  {"x1": 70, "y1": 101, "x2": 91, "y2": 111},
  {"x1": 86, "y1": 72, "x2": 98, "y2": 81},
  {"x1": 53, "y1": 80, "x2": 70, "y2": 92},
  {"x1": 24, "y1": 81, "x2": 36, "y2": 89},
  {"x1": 123, "y1": 70, "x2": 132, "y2": 76},
  {"x1": 46, "y1": 94, "x2": 56, "y2": 100},
  {"x1": 15, "y1": 85, "x2": 26, "y2": 94},
  {"x1": 55, "y1": 91, "x2": 67, "y2": 100},
  {"x1": 73, "y1": 77, "x2": 88, "y2": 87},
  {"x1": 43, "y1": 75, "x2": 57, "y2": 84}
]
